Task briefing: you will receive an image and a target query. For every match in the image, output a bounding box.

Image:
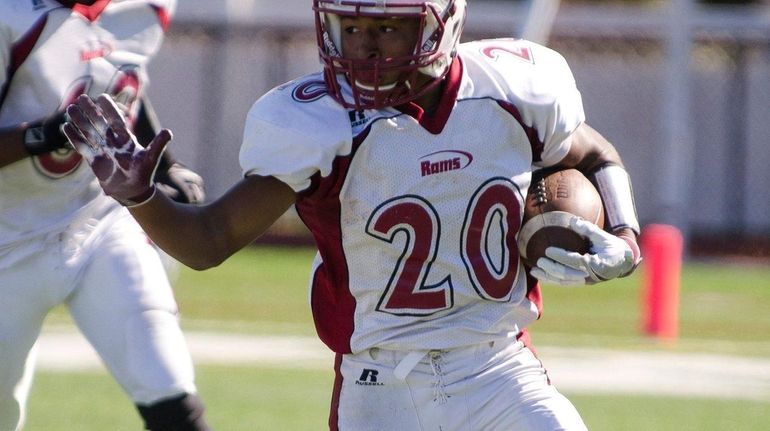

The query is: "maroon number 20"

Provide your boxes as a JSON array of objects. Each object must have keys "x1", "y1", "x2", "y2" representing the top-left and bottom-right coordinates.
[{"x1": 366, "y1": 178, "x2": 523, "y2": 316}]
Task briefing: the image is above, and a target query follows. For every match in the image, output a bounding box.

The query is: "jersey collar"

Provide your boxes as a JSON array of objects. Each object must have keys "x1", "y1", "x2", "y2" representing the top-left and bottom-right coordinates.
[
  {"x1": 58, "y1": 0, "x2": 111, "y2": 22},
  {"x1": 395, "y1": 57, "x2": 463, "y2": 135}
]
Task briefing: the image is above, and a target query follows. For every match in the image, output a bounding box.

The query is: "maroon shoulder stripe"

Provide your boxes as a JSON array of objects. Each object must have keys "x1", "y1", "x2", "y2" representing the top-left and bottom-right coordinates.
[
  {"x1": 496, "y1": 100, "x2": 545, "y2": 163},
  {"x1": 0, "y1": 14, "x2": 48, "y2": 108},
  {"x1": 150, "y1": 5, "x2": 171, "y2": 31}
]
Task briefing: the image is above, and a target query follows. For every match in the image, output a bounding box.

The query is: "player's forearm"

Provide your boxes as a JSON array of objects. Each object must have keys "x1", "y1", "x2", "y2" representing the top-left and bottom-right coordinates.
[
  {"x1": 0, "y1": 125, "x2": 34, "y2": 168},
  {"x1": 128, "y1": 191, "x2": 239, "y2": 270},
  {"x1": 127, "y1": 174, "x2": 296, "y2": 270},
  {"x1": 1, "y1": 111, "x2": 71, "y2": 168}
]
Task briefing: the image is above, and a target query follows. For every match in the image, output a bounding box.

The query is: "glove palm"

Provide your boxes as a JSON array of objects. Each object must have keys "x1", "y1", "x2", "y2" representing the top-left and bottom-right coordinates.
[{"x1": 63, "y1": 94, "x2": 171, "y2": 206}]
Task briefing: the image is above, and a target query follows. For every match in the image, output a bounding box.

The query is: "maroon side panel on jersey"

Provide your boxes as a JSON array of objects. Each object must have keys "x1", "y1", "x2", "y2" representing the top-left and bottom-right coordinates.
[{"x1": 295, "y1": 129, "x2": 371, "y2": 354}]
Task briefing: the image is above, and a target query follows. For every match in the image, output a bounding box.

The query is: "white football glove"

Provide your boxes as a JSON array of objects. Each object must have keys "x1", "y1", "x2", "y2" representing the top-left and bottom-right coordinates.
[
  {"x1": 530, "y1": 255, "x2": 590, "y2": 286},
  {"x1": 155, "y1": 162, "x2": 206, "y2": 204},
  {"x1": 530, "y1": 217, "x2": 636, "y2": 286},
  {"x1": 63, "y1": 94, "x2": 171, "y2": 207}
]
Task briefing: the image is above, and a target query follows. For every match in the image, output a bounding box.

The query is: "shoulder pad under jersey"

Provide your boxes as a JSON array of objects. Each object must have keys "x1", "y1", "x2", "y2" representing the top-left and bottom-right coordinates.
[
  {"x1": 239, "y1": 74, "x2": 353, "y2": 192},
  {"x1": 458, "y1": 38, "x2": 585, "y2": 166}
]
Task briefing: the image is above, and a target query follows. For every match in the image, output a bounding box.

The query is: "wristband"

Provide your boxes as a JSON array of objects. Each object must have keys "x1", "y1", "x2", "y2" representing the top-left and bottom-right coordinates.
[
  {"x1": 116, "y1": 185, "x2": 157, "y2": 208},
  {"x1": 588, "y1": 164, "x2": 640, "y2": 235},
  {"x1": 23, "y1": 112, "x2": 69, "y2": 156},
  {"x1": 23, "y1": 125, "x2": 51, "y2": 155},
  {"x1": 615, "y1": 230, "x2": 642, "y2": 277}
]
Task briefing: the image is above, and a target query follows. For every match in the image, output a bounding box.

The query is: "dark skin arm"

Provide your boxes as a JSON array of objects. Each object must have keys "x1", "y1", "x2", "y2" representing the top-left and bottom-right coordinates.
[
  {"x1": 0, "y1": 123, "x2": 39, "y2": 168},
  {"x1": 128, "y1": 174, "x2": 297, "y2": 270},
  {"x1": 552, "y1": 122, "x2": 623, "y2": 176},
  {"x1": 550, "y1": 122, "x2": 636, "y2": 239}
]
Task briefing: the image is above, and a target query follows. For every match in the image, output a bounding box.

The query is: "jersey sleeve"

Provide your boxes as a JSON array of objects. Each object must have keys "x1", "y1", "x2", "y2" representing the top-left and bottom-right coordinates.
[
  {"x1": 239, "y1": 78, "x2": 352, "y2": 193},
  {"x1": 525, "y1": 45, "x2": 584, "y2": 167},
  {"x1": 461, "y1": 39, "x2": 585, "y2": 167}
]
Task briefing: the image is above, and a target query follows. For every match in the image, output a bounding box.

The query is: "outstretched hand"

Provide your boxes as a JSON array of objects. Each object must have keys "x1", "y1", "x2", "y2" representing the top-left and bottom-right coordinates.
[{"x1": 63, "y1": 94, "x2": 172, "y2": 206}]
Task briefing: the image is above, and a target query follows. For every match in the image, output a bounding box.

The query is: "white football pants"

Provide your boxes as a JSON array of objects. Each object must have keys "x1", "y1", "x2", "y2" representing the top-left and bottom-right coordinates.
[
  {"x1": 333, "y1": 336, "x2": 587, "y2": 431},
  {"x1": 0, "y1": 204, "x2": 197, "y2": 431}
]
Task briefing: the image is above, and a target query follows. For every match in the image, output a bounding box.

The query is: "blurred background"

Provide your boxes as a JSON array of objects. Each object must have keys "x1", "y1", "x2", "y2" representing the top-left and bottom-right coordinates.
[
  {"x1": 147, "y1": 0, "x2": 770, "y2": 258},
  {"x1": 27, "y1": 1, "x2": 770, "y2": 430}
]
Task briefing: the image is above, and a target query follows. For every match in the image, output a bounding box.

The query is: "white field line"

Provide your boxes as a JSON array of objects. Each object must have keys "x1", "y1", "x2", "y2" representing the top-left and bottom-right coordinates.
[{"x1": 34, "y1": 330, "x2": 770, "y2": 402}]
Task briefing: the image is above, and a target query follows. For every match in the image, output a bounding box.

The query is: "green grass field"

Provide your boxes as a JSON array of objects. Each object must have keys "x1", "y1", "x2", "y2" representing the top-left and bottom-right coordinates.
[{"x1": 27, "y1": 245, "x2": 770, "y2": 430}]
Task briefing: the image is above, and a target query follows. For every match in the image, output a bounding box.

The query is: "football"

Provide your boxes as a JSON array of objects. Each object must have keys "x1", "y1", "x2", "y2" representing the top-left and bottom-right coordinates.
[{"x1": 518, "y1": 168, "x2": 605, "y2": 267}]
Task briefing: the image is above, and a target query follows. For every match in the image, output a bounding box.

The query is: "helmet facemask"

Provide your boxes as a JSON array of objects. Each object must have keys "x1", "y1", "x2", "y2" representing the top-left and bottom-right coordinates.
[{"x1": 313, "y1": 0, "x2": 466, "y2": 110}]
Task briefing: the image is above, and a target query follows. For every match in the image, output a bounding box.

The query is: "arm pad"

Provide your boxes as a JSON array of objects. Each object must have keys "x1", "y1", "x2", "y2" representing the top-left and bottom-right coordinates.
[
  {"x1": 23, "y1": 111, "x2": 70, "y2": 155},
  {"x1": 588, "y1": 164, "x2": 640, "y2": 236}
]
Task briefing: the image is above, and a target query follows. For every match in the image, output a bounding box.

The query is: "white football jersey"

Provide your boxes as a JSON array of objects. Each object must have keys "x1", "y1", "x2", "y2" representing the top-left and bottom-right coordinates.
[
  {"x1": 0, "y1": 0, "x2": 175, "y2": 246},
  {"x1": 240, "y1": 39, "x2": 585, "y2": 354}
]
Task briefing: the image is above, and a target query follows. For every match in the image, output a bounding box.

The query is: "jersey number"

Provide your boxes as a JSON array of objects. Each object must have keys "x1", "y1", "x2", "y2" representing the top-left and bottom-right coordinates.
[
  {"x1": 366, "y1": 178, "x2": 523, "y2": 316},
  {"x1": 34, "y1": 66, "x2": 141, "y2": 178}
]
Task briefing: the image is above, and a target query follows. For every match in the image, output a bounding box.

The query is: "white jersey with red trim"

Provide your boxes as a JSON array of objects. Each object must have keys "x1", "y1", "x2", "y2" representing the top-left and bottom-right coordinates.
[
  {"x1": 240, "y1": 38, "x2": 585, "y2": 354},
  {"x1": 0, "y1": 0, "x2": 175, "y2": 247}
]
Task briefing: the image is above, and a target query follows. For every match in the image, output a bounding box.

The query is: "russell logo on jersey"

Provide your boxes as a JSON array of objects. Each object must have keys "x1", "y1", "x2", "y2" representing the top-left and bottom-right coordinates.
[
  {"x1": 356, "y1": 369, "x2": 384, "y2": 386},
  {"x1": 419, "y1": 150, "x2": 473, "y2": 177}
]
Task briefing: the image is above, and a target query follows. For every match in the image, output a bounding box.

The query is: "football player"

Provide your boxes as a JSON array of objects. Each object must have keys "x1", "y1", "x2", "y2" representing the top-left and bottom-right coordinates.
[
  {"x1": 0, "y1": 1, "x2": 210, "y2": 430},
  {"x1": 65, "y1": 0, "x2": 641, "y2": 429}
]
